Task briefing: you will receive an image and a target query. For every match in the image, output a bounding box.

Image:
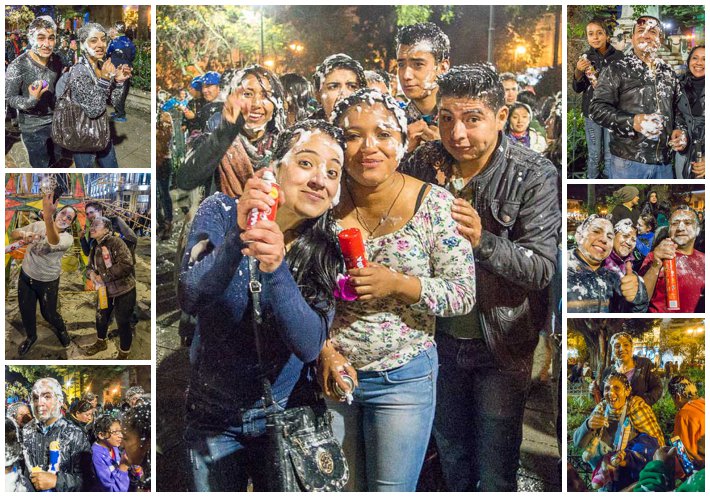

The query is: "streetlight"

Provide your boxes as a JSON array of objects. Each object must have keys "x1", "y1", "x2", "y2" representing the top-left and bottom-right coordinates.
[
  {"x1": 514, "y1": 44, "x2": 526, "y2": 72},
  {"x1": 288, "y1": 42, "x2": 304, "y2": 54}
]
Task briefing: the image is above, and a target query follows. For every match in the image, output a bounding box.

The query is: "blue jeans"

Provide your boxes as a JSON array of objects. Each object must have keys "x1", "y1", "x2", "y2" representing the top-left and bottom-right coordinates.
[
  {"x1": 73, "y1": 142, "x2": 118, "y2": 168},
  {"x1": 185, "y1": 403, "x2": 283, "y2": 492},
  {"x1": 433, "y1": 333, "x2": 533, "y2": 492},
  {"x1": 608, "y1": 154, "x2": 673, "y2": 179},
  {"x1": 328, "y1": 346, "x2": 438, "y2": 491},
  {"x1": 584, "y1": 117, "x2": 611, "y2": 179},
  {"x1": 21, "y1": 125, "x2": 61, "y2": 168}
]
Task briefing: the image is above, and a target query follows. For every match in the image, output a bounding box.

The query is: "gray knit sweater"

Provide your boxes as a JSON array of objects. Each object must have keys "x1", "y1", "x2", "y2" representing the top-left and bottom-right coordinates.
[
  {"x1": 5, "y1": 52, "x2": 63, "y2": 132},
  {"x1": 65, "y1": 56, "x2": 127, "y2": 118}
]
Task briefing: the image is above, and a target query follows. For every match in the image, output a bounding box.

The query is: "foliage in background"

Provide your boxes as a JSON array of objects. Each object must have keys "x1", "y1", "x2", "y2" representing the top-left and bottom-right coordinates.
[
  {"x1": 4, "y1": 5, "x2": 36, "y2": 30},
  {"x1": 132, "y1": 42, "x2": 151, "y2": 92},
  {"x1": 156, "y1": 5, "x2": 561, "y2": 91},
  {"x1": 566, "y1": 108, "x2": 587, "y2": 178},
  {"x1": 394, "y1": 5, "x2": 432, "y2": 26},
  {"x1": 5, "y1": 381, "x2": 30, "y2": 401}
]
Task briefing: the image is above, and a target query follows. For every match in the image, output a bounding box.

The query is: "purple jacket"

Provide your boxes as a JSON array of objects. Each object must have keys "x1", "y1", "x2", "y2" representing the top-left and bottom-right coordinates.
[
  {"x1": 602, "y1": 249, "x2": 634, "y2": 279},
  {"x1": 91, "y1": 443, "x2": 129, "y2": 492}
]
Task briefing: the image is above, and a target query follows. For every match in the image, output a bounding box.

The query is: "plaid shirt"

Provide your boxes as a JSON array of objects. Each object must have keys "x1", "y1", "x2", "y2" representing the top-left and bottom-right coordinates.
[
  {"x1": 627, "y1": 396, "x2": 665, "y2": 446},
  {"x1": 592, "y1": 396, "x2": 665, "y2": 448}
]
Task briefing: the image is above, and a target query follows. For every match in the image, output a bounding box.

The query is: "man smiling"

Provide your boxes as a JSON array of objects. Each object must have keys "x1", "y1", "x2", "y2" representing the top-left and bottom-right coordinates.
[
  {"x1": 640, "y1": 205, "x2": 705, "y2": 312},
  {"x1": 5, "y1": 16, "x2": 63, "y2": 167},
  {"x1": 567, "y1": 215, "x2": 648, "y2": 313},
  {"x1": 402, "y1": 64, "x2": 559, "y2": 491}
]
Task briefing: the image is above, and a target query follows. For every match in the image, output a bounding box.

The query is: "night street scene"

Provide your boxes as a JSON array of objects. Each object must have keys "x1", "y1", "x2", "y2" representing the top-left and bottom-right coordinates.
[
  {"x1": 567, "y1": 184, "x2": 704, "y2": 314},
  {"x1": 5, "y1": 365, "x2": 151, "y2": 491},
  {"x1": 156, "y1": 5, "x2": 562, "y2": 492},
  {"x1": 567, "y1": 318, "x2": 704, "y2": 492},
  {"x1": 5, "y1": 173, "x2": 152, "y2": 360},
  {"x1": 566, "y1": 5, "x2": 705, "y2": 179},
  {"x1": 5, "y1": 5, "x2": 151, "y2": 167}
]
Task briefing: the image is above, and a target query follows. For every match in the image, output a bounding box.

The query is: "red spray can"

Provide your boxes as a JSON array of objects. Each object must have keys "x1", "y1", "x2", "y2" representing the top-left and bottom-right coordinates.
[
  {"x1": 663, "y1": 258, "x2": 681, "y2": 311},
  {"x1": 338, "y1": 228, "x2": 368, "y2": 270},
  {"x1": 246, "y1": 170, "x2": 280, "y2": 229}
]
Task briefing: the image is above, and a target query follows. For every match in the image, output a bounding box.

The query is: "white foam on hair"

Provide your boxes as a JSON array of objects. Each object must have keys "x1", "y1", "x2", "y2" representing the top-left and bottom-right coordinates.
[{"x1": 28, "y1": 15, "x2": 57, "y2": 51}]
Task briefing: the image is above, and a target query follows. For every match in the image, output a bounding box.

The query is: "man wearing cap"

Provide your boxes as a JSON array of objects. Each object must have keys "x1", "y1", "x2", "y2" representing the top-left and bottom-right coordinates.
[
  {"x1": 191, "y1": 71, "x2": 223, "y2": 134},
  {"x1": 183, "y1": 76, "x2": 205, "y2": 132},
  {"x1": 590, "y1": 15, "x2": 687, "y2": 179},
  {"x1": 107, "y1": 22, "x2": 135, "y2": 122},
  {"x1": 610, "y1": 186, "x2": 641, "y2": 227}
]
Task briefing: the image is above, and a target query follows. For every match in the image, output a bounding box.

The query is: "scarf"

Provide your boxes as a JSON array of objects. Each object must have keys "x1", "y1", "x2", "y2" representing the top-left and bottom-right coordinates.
[{"x1": 218, "y1": 131, "x2": 275, "y2": 197}]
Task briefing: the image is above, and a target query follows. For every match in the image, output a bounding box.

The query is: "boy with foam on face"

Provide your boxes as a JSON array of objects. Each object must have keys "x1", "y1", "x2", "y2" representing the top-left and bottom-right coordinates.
[
  {"x1": 567, "y1": 215, "x2": 648, "y2": 313},
  {"x1": 639, "y1": 205, "x2": 705, "y2": 312},
  {"x1": 5, "y1": 16, "x2": 63, "y2": 167},
  {"x1": 395, "y1": 22, "x2": 450, "y2": 152}
]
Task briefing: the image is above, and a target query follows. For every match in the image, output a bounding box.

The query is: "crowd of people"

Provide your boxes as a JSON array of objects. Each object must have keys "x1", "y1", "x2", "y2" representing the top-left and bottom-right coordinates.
[
  {"x1": 567, "y1": 332, "x2": 705, "y2": 492},
  {"x1": 568, "y1": 186, "x2": 705, "y2": 313},
  {"x1": 159, "y1": 21, "x2": 562, "y2": 492},
  {"x1": 572, "y1": 15, "x2": 705, "y2": 179},
  {"x1": 156, "y1": 25, "x2": 563, "y2": 242},
  {"x1": 6, "y1": 378, "x2": 151, "y2": 492},
  {"x1": 8, "y1": 187, "x2": 148, "y2": 359},
  {"x1": 5, "y1": 16, "x2": 137, "y2": 167}
]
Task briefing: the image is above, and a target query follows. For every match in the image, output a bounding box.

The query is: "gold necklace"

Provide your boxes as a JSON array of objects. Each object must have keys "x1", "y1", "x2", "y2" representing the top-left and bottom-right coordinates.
[{"x1": 346, "y1": 173, "x2": 406, "y2": 238}]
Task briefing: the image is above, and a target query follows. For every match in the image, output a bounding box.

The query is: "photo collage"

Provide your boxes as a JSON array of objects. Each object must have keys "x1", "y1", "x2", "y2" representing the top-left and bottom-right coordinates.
[{"x1": 2, "y1": 2, "x2": 706, "y2": 493}]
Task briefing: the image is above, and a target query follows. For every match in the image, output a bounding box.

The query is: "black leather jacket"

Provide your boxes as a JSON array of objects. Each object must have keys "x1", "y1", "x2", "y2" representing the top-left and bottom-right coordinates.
[
  {"x1": 402, "y1": 135, "x2": 560, "y2": 369},
  {"x1": 590, "y1": 50, "x2": 686, "y2": 165},
  {"x1": 21, "y1": 417, "x2": 91, "y2": 491},
  {"x1": 572, "y1": 44, "x2": 623, "y2": 117},
  {"x1": 601, "y1": 355, "x2": 663, "y2": 406}
]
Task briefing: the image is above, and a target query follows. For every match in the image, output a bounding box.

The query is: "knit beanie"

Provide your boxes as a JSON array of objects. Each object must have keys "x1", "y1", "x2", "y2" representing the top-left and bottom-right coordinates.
[{"x1": 615, "y1": 186, "x2": 639, "y2": 203}]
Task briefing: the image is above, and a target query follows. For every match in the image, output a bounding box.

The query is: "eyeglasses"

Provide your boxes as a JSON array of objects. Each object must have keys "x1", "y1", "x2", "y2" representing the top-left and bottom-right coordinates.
[{"x1": 109, "y1": 430, "x2": 124, "y2": 436}]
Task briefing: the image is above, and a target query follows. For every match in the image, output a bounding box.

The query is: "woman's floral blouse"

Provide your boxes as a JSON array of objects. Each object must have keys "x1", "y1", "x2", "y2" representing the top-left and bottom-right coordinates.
[{"x1": 332, "y1": 185, "x2": 476, "y2": 371}]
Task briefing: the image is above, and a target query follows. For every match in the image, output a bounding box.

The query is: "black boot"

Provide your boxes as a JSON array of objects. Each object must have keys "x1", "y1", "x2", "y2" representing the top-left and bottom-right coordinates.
[
  {"x1": 55, "y1": 329, "x2": 71, "y2": 347},
  {"x1": 19, "y1": 337, "x2": 37, "y2": 356}
]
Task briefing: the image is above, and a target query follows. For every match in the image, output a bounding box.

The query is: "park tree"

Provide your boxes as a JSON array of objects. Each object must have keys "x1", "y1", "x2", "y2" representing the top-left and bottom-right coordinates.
[
  {"x1": 568, "y1": 319, "x2": 660, "y2": 381},
  {"x1": 4, "y1": 5, "x2": 35, "y2": 31},
  {"x1": 658, "y1": 323, "x2": 705, "y2": 367}
]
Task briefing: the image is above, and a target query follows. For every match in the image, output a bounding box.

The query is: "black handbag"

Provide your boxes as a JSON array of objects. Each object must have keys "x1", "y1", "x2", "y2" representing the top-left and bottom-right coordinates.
[
  {"x1": 249, "y1": 257, "x2": 349, "y2": 492},
  {"x1": 52, "y1": 68, "x2": 111, "y2": 153}
]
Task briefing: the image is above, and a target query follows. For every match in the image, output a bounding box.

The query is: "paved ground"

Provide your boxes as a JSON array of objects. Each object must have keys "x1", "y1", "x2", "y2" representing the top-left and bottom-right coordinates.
[
  {"x1": 5, "y1": 101, "x2": 150, "y2": 168},
  {"x1": 155, "y1": 190, "x2": 561, "y2": 491},
  {"x1": 4, "y1": 237, "x2": 152, "y2": 360}
]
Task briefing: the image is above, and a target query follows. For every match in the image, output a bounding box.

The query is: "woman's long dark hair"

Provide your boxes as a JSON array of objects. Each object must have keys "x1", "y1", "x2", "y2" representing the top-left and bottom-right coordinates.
[
  {"x1": 230, "y1": 65, "x2": 287, "y2": 135},
  {"x1": 271, "y1": 120, "x2": 345, "y2": 314},
  {"x1": 280, "y1": 73, "x2": 314, "y2": 122}
]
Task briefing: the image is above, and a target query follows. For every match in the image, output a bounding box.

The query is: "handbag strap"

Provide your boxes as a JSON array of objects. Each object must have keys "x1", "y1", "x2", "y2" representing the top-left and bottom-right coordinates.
[{"x1": 248, "y1": 256, "x2": 276, "y2": 408}]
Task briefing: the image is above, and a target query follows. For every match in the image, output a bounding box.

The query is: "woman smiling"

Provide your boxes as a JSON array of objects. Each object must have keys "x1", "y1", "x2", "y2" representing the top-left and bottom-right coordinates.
[
  {"x1": 319, "y1": 88, "x2": 475, "y2": 491},
  {"x1": 179, "y1": 120, "x2": 345, "y2": 491}
]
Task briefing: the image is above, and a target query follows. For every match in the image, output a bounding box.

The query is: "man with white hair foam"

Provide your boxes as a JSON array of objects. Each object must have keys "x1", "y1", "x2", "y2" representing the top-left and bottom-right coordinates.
[
  {"x1": 21, "y1": 378, "x2": 91, "y2": 491},
  {"x1": 5, "y1": 15, "x2": 63, "y2": 167}
]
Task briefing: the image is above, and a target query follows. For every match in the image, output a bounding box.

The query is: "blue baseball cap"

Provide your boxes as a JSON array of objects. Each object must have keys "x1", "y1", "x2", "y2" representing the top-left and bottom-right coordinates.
[
  {"x1": 189, "y1": 76, "x2": 203, "y2": 91},
  {"x1": 202, "y1": 71, "x2": 221, "y2": 86}
]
